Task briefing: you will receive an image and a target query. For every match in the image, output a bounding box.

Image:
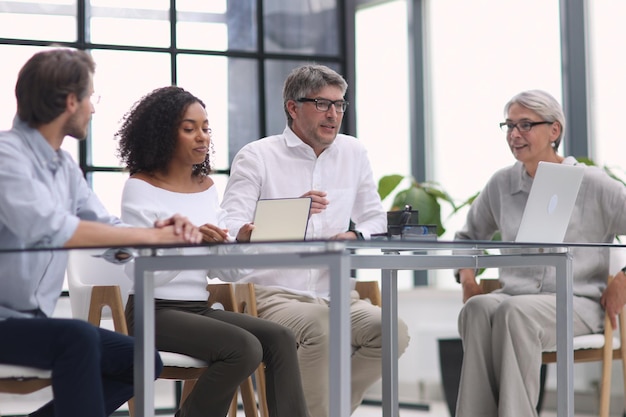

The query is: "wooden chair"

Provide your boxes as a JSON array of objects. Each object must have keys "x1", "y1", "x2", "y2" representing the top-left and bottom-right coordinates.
[
  {"x1": 67, "y1": 249, "x2": 207, "y2": 417},
  {"x1": 206, "y1": 283, "x2": 262, "y2": 417},
  {"x1": 225, "y1": 280, "x2": 382, "y2": 417},
  {"x1": 0, "y1": 365, "x2": 51, "y2": 416},
  {"x1": 231, "y1": 283, "x2": 270, "y2": 417},
  {"x1": 478, "y1": 276, "x2": 626, "y2": 417},
  {"x1": 355, "y1": 280, "x2": 382, "y2": 307}
]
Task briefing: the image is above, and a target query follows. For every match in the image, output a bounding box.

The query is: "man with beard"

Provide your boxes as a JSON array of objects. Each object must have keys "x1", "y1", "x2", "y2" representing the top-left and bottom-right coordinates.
[{"x1": 0, "y1": 48, "x2": 203, "y2": 417}]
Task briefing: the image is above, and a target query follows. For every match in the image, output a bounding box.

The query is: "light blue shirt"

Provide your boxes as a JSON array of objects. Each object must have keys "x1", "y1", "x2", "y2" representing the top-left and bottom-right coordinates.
[{"x1": 0, "y1": 116, "x2": 121, "y2": 319}]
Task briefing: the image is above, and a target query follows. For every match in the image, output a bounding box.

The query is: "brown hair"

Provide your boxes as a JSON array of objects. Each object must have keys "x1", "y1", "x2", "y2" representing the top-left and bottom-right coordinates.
[{"x1": 15, "y1": 48, "x2": 95, "y2": 127}]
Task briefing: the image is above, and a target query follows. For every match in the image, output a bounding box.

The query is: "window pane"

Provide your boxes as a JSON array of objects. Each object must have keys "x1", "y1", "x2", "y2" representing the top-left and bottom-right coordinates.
[
  {"x1": 588, "y1": 2, "x2": 626, "y2": 179},
  {"x1": 263, "y1": 0, "x2": 339, "y2": 55},
  {"x1": 0, "y1": 45, "x2": 47, "y2": 130},
  {"x1": 355, "y1": 0, "x2": 413, "y2": 290},
  {"x1": 61, "y1": 137, "x2": 78, "y2": 163},
  {"x1": 427, "y1": 0, "x2": 561, "y2": 286},
  {"x1": 176, "y1": 0, "x2": 256, "y2": 51},
  {"x1": 90, "y1": 50, "x2": 171, "y2": 167},
  {"x1": 264, "y1": 60, "x2": 342, "y2": 137},
  {"x1": 211, "y1": 173, "x2": 229, "y2": 202},
  {"x1": 90, "y1": 171, "x2": 129, "y2": 218},
  {"x1": 89, "y1": 1, "x2": 170, "y2": 47},
  {"x1": 177, "y1": 55, "x2": 259, "y2": 167},
  {"x1": 0, "y1": 1, "x2": 76, "y2": 41},
  {"x1": 429, "y1": 0, "x2": 562, "y2": 232},
  {"x1": 356, "y1": 0, "x2": 410, "y2": 190}
]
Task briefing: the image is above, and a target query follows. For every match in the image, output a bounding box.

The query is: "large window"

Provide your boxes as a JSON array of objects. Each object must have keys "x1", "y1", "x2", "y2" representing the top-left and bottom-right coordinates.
[
  {"x1": 0, "y1": 0, "x2": 345, "y2": 217},
  {"x1": 588, "y1": 2, "x2": 626, "y2": 182},
  {"x1": 427, "y1": 0, "x2": 562, "y2": 286},
  {"x1": 354, "y1": 0, "x2": 563, "y2": 287}
]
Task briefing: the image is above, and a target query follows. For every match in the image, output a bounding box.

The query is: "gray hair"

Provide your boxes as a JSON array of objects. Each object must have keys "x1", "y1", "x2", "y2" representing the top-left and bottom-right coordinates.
[
  {"x1": 283, "y1": 64, "x2": 348, "y2": 126},
  {"x1": 504, "y1": 89, "x2": 566, "y2": 150}
]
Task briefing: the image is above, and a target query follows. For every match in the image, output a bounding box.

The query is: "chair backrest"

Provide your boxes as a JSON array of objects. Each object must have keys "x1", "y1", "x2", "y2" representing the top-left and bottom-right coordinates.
[
  {"x1": 66, "y1": 249, "x2": 132, "y2": 322},
  {"x1": 355, "y1": 280, "x2": 382, "y2": 307}
]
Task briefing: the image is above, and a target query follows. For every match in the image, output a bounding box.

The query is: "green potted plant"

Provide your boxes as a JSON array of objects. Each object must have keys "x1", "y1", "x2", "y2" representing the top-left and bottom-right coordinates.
[{"x1": 377, "y1": 174, "x2": 458, "y2": 236}]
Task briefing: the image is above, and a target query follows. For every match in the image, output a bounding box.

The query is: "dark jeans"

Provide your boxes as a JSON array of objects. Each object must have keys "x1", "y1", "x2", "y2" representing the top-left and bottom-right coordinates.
[{"x1": 0, "y1": 317, "x2": 163, "y2": 417}]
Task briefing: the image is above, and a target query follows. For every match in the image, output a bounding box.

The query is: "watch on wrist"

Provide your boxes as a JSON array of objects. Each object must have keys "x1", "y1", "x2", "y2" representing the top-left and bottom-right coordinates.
[
  {"x1": 621, "y1": 266, "x2": 626, "y2": 275},
  {"x1": 352, "y1": 230, "x2": 364, "y2": 240}
]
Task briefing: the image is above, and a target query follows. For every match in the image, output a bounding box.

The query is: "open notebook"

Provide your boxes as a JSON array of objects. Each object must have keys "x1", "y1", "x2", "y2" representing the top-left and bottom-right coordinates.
[
  {"x1": 515, "y1": 161, "x2": 585, "y2": 243},
  {"x1": 249, "y1": 197, "x2": 312, "y2": 242}
]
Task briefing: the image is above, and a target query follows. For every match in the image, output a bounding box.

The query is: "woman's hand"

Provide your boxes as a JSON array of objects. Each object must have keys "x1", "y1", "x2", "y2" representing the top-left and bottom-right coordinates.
[
  {"x1": 459, "y1": 268, "x2": 482, "y2": 303},
  {"x1": 154, "y1": 214, "x2": 202, "y2": 243},
  {"x1": 462, "y1": 280, "x2": 483, "y2": 303},
  {"x1": 601, "y1": 271, "x2": 626, "y2": 329},
  {"x1": 199, "y1": 223, "x2": 230, "y2": 243}
]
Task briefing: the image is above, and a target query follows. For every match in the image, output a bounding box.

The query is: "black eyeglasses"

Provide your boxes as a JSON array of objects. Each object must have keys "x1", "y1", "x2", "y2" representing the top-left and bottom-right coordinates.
[
  {"x1": 499, "y1": 120, "x2": 553, "y2": 133},
  {"x1": 296, "y1": 98, "x2": 349, "y2": 113}
]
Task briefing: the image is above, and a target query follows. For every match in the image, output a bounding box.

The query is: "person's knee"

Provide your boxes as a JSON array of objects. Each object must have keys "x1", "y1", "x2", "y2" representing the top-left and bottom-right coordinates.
[
  {"x1": 300, "y1": 313, "x2": 329, "y2": 343},
  {"x1": 235, "y1": 332, "x2": 264, "y2": 373},
  {"x1": 458, "y1": 296, "x2": 495, "y2": 337},
  {"x1": 397, "y1": 318, "x2": 410, "y2": 356},
  {"x1": 155, "y1": 351, "x2": 164, "y2": 378},
  {"x1": 61, "y1": 320, "x2": 101, "y2": 351},
  {"x1": 271, "y1": 323, "x2": 298, "y2": 348},
  {"x1": 494, "y1": 299, "x2": 527, "y2": 328}
]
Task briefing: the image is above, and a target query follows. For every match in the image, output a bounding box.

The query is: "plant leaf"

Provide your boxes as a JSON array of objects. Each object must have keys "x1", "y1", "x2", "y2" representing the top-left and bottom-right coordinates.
[
  {"x1": 378, "y1": 174, "x2": 405, "y2": 201},
  {"x1": 391, "y1": 186, "x2": 446, "y2": 236}
]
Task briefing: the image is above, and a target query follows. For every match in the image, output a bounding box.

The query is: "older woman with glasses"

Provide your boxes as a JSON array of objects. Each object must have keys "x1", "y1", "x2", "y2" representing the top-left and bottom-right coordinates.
[{"x1": 453, "y1": 89, "x2": 626, "y2": 417}]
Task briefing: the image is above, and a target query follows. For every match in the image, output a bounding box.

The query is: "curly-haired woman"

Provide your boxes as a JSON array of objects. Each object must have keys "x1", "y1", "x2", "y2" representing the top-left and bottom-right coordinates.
[{"x1": 116, "y1": 86, "x2": 309, "y2": 417}]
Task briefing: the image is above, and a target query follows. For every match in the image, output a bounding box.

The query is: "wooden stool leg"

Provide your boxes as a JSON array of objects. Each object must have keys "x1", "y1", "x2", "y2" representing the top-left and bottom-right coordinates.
[
  {"x1": 229, "y1": 392, "x2": 238, "y2": 417},
  {"x1": 240, "y1": 376, "x2": 259, "y2": 417},
  {"x1": 180, "y1": 380, "x2": 196, "y2": 407},
  {"x1": 127, "y1": 397, "x2": 135, "y2": 417},
  {"x1": 255, "y1": 364, "x2": 269, "y2": 417}
]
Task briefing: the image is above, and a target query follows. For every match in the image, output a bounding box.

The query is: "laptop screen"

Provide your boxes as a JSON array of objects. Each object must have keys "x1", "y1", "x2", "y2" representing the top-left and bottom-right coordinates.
[
  {"x1": 515, "y1": 161, "x2": 585, "y2": 243},
  {"x1": 249, "y1": 197, "x2": 312, "y2": 242}
]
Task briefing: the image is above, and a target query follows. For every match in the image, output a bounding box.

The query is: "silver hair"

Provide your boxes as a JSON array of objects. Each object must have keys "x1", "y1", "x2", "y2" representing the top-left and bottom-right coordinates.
[
  {"x1": 282, "y1": 64, "x2": 348, "y2": 126},
  {"x1": 504, "y1": 89, "x2": 566, "y2": 150}
]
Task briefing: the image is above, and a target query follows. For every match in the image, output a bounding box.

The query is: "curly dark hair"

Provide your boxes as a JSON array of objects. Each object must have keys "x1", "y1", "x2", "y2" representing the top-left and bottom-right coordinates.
[{"x1": 116, "y1": 86, "x2": 213, "y2": 176}]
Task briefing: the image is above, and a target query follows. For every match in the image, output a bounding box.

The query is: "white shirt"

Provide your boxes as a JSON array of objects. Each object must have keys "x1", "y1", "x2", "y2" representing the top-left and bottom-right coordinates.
[
  {"x1": 221, "y1": 126, "x2": 386, "y2": 299},
  {"x1": 121, "y1": 178, "x2": 242, "y2": 301}
]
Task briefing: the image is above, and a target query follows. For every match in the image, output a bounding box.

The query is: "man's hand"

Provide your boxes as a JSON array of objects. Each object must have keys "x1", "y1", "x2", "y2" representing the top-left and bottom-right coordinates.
[
  {"x1": 601, "y1": 271, "x2": 626, "y2": 329},
  {"x1": 300, "y1": 190, "x2": 328, "y2": 215},
  {"x1": 235, "y1": 223, "x2": 255, "y2": 243},
  {"x1": 154, "y1": 214, "x2": 202, "y2": 244},
  {"x1": 330, "y1": 231, "x2": 358, "y2": 240}
]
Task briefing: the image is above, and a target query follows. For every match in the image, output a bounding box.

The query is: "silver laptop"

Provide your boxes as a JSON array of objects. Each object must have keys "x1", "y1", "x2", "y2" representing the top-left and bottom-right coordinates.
[
  {"x1": 515, "y1": 161, "x2": 585, "y2": 243},
  {"x1": 249, "y1": 197, "x2": 312, "y2": 242}
]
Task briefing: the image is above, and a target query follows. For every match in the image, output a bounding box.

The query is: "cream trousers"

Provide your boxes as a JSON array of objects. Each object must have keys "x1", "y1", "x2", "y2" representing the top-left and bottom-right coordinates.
[{"x1": 254, "y1": 285, "x2": 410, "y2": 417}]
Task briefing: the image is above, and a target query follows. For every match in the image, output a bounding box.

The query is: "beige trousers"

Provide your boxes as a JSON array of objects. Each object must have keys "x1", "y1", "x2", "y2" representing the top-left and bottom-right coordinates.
[
  {"x1": 456, "y1": 293, "x2": 602, "y2": 417},
  {"x1": 254, "y1": 285, "x2": 410, "y2": 417}
]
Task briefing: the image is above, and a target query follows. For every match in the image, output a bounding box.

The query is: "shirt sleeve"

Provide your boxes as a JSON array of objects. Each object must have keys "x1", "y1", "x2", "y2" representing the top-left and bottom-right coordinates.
[
  {"x1": 349, "y1": 144, "x2": 387, "y2": 238},
  {"x1": 221, "y1": 145, "x2": 263, "y2": 235},
  {"x1": 0, "y1": 143, "x2": 78, "y2": 247}
]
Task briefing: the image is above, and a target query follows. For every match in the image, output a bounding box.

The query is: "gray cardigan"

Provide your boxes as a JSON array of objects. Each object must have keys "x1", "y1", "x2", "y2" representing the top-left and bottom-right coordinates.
[{"x1": 455, "y1": 157, "x2": 626, "y2": 305}]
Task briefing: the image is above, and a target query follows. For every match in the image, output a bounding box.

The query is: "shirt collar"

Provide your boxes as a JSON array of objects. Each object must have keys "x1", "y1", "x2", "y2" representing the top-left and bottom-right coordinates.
[
  {"x1": 283, "y1": 125, "x2": 308, "y2": 148},
  {"x1": 510, "y1": 156, "x2": 579, "y2": 195},
  {"x1": 282, "y1": 125, "x2": 337, "y2": 156},
  {"x1": 12, "y1": 116, "x2": 65, "y2": 173}
]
